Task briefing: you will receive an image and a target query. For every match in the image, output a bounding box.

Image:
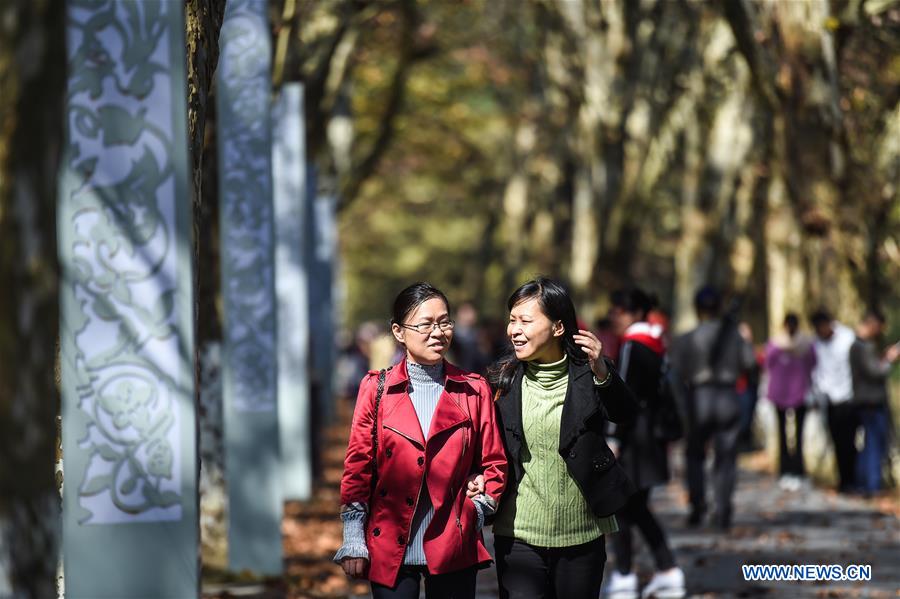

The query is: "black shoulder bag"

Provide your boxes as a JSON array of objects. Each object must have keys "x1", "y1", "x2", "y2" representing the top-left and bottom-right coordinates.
[
  {"x1": 370, "y1": 369, "x2": 388, "y2": 489},
  {"x1": 653, "y1": 357, "x2": 686, "y2": 443}
]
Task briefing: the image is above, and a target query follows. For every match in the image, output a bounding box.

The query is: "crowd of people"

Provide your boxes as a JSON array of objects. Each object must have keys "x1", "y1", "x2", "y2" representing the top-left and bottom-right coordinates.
[{"x1": 332, "y1": 279, "x2": 898, "y2": 599}]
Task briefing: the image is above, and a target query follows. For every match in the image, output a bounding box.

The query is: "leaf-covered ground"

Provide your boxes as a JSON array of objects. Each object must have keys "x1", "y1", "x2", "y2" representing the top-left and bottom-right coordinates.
[{"x1": 204, "y1": 401, "x2": 900, "y2": 599}]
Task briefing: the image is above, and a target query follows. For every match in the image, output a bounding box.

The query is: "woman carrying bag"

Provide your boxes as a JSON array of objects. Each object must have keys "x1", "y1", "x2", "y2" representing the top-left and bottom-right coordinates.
[
  {"x1": 471, "y1": 276, "x2": 638, "y2": 599},
  {"x1": 334, "y1": 282, "x2": 507, "y2": 599},
  {"x1": 602, "y1": 287, "x2": 685, "y2": 599}
]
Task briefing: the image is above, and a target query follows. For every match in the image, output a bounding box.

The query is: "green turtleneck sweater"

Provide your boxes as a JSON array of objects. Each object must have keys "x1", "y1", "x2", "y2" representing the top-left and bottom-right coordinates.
[{"x1": 493, "y1": 355, "x2": 617, "y2": 546}]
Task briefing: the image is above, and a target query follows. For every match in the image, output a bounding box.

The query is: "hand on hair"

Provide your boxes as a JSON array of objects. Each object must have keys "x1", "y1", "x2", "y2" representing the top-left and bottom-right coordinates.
[
  {"x1": 575, "y1": 329, "x2": 609, "y2": 380},
  {"x1": 885, "y1": 343, "x2": 900, "y2": 364}
]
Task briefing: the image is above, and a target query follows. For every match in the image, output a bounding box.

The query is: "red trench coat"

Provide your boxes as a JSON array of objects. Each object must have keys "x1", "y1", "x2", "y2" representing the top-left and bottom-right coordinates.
[{"x1": 340, "y1": 359, "x2": 507, "y2": 587}]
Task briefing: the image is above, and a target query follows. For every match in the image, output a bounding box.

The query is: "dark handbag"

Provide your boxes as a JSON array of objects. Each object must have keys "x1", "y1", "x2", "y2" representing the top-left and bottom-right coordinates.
[
  {"x1": 653, "y1": 362, "x2": 685, "y2": 443},
  {"x1": 370, "y1": 368, "x2": 388, "y2": 486}
]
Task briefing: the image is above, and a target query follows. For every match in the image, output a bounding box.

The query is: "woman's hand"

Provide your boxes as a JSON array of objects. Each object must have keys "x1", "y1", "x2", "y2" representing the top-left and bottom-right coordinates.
[
  {"x1": 465, "y1": 473, "x2": 485, "y2": 498},
  {"x1": 574, "y1": 329, "x2": 609, "y2": 380},
  {"x1": 340, "y1": 557, "x2": 369, "y2": 579},
  {"x1": 884, "y1": 342, "x2": 900, "y2": 364}
]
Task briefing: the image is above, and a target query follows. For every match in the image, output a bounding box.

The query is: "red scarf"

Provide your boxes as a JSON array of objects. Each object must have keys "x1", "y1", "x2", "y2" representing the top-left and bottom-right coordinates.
[{"x1": 622, "y1": 321, "x2": 666, "y2": 356}]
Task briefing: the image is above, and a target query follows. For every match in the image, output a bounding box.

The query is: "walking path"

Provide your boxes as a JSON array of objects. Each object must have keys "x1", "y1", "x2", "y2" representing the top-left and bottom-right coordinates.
[{"x1": 203, "y1": 402, "x2": 900, "y2": 599}]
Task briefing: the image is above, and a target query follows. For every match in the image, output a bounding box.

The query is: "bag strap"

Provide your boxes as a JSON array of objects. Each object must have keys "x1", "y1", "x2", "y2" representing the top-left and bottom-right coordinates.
[{"x1": 371, "y1": 368, "x2": 388, "y2": 483}]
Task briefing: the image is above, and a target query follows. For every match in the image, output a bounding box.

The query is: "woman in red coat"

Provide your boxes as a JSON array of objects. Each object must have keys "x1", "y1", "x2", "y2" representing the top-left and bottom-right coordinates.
[{"x1": 335, "y1": 282, "x2": 507, "y2": 599}]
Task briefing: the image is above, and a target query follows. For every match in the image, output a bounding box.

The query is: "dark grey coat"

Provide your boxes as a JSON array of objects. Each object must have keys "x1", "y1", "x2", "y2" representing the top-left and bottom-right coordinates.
[{"x1": 849, "y1": 337, "x2": 892, "y2": 407}]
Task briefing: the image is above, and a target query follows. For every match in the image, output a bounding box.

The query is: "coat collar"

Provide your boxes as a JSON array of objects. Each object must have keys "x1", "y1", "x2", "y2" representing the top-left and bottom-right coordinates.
[
  {"x1": 380, "y1": 358, "x2": 470, "y2": 448},
  {"x1": 496, "y1": 359, "x2": 598, "y2": 457},
  {"x1": 384, "y1": 357, "x2": 467, "y2": 390}
]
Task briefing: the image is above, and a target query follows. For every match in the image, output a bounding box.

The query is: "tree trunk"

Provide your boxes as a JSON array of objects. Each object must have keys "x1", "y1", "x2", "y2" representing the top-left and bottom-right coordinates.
[
  {"x1": 0, "y1": 1, "x2": 65, "y2": 596},
  {"x1": 185, "y1": 0, "x2": 227, "y2": 573}
]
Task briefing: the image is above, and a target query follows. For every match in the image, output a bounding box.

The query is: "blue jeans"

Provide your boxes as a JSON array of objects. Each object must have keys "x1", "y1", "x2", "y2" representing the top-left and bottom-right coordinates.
[{"x1": 856, "y1": 405, "x2": 888, "y2": 493}]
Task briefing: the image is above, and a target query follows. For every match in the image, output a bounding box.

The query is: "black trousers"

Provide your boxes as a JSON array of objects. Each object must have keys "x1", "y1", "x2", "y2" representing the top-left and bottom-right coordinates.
[
  {"x1": 611, "y1": 488, "x2": 676, "y2": 574},
  {"x1": 371, "y1": 565, "x2": 477, "y2": 599},
  {"x1": 827, "y1": 402, "x2": 860, "y2": 492},
  {"x1": 685, "y1": 385, "x2": 742, "y2": 527},
  {"x1": 495, "y1": 535, "x2": 606, "y2": 599},
  {"x1": 776, "y1": 406, "x2": 807, "y2": 476}
]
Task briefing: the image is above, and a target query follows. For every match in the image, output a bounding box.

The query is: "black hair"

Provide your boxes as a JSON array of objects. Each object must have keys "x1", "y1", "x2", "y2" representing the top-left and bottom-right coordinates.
[
  {"x1": 809, "y1": 309, "x2": 832, "y2": 327},
  {"x1": 610, "y1": 287, "x2": 658, "y2": 320},
  {"x1": 705, "y1": 289, "x2": 742, "y2": 369},
  {"x1": 391, "y1": 282, "x2": 450, "y2": 326},
  {"x1": 487, "y1": 276, "x2": 586, "y2": 391},
  {"x1": 595, "y1": 316, "x2": 614, "y2": 332},
  {"x1": 694, "y1": 285, "x2": 721, "y2": 316},
  {"x1": 863, "y1": 308, "x2": 886, "y2": 324},
  {"x1": 784, "y1": 312, "x2": 799, "y2": 329}
]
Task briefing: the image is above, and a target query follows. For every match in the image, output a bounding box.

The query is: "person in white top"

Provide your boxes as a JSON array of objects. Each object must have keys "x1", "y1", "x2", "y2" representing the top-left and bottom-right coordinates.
[{"x1": 809, "y1": 310, "x2": 858, "y2": 493}]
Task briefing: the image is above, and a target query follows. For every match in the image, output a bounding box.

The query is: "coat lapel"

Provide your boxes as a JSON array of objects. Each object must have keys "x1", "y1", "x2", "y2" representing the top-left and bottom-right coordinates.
[
  {"x1": 380, "y1": 360, "x2": 426, "y2": 448},
  {"x1": 426, "y1": 363, "x2": 471, "y2": 438},
  {"x1": 558, "y1": 361, "x2": 599, "y2": 451},
  {"x1": 426, "y1": 389, "x2": 470, "y2": 438},
  {"x1": 496, "y1": 365, "x2": 525, "y2": 464},
  {"x1": 379, "y1": 359, "x2": 474, "y2": 448}
]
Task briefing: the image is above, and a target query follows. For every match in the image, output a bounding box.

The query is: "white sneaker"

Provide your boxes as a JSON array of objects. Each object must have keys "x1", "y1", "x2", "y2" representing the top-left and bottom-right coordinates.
[
  {"x1": 780, "y1": 475, "x2": 804, "y2": 492},
  {"x1": 641, "y1": 567, "x2": 685, "y2": 599},
  {"x1": 601, "y1": 570, "x2": 639, "y2": 599}
]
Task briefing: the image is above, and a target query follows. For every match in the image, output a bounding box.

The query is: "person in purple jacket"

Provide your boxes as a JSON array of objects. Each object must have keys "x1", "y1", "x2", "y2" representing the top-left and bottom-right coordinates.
[{"x1": 765, "y1": 313, "x2": 817, "y2": 491}]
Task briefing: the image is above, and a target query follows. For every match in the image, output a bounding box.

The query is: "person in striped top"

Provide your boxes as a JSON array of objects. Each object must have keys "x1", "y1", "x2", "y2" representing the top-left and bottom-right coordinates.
[{"x1": 335, "y1": 282, "x2": 507, "y2": 599}]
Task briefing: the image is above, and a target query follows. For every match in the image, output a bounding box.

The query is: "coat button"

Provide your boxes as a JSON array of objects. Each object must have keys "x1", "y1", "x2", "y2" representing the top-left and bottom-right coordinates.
[
  {"x1": 373, "y1": 528, "x2": 380, "y2": 537},
  {"x1": 594, "y1": 455, "x2": 611, "y2": 470},
  {"x1": 417, "y1": 456, "x2": 425, "y2": 467},
  {"x1": 406, "y1": 497, "x2": 414, "y2": 506},
  {"x1": 386, "y1": 448, "x2": 393, "y2": 458},
  {"x1": 397, "y1": 535, "x2": 406, "y2": 545},
  {"x1": 569, "y1": 450, "x2": 577, "y2": 459},
  {"x1": 379, "y1": 488, "x2": 387, "y2": 497}
]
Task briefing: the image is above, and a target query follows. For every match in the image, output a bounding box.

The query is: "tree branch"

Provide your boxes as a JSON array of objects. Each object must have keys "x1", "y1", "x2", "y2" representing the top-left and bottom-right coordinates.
[
  {"x1": 337, "y1": 0, "x2": 437, "y2": 212},
  {"x1": 721, "y1": 0, "x2": 781, "y2": 110}
]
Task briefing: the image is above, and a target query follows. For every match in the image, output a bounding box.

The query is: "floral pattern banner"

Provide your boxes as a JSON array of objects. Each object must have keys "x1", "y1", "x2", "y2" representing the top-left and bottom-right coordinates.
[
  {"x1": 216, "y1": 0, "x2": 283, "y2": 575},
  {"x1": 216, "y1": 0, "x2": 278, "y2": 414},
  {"x1": 59, "y1": 0, "x2": 193, "y2": 525}
]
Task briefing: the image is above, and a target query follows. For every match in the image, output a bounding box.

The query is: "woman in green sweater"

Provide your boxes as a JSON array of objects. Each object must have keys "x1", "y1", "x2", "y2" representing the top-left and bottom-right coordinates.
[{"x1": 471, "y1": 276, "x2": 638, "y2": 598}]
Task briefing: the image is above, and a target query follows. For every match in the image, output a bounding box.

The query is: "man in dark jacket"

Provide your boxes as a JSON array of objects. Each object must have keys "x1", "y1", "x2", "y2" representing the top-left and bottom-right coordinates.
[{"x1": 850, "y1": 310, "x2": 900, "y2": 495}]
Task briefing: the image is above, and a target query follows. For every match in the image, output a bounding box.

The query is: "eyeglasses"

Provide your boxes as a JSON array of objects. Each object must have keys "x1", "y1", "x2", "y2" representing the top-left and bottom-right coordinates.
[{"x1": 399, "y1": 320, "x2": 455, "y2": 334}]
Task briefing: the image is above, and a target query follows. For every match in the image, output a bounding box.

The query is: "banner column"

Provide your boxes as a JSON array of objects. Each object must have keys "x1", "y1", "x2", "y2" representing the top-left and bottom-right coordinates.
[
  {"x1": 59, "y1": 2, "x2": 198, "y2": 597},
  {"x1": 272, "y1": 83, "x2": 312, "y2": 501},
  {"x1": 216, "y1": 0, "x2": 283, "y2": 575}
]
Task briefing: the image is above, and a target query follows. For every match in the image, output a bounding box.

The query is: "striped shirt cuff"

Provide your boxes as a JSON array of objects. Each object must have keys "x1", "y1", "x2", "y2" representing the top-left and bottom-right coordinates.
[
  {"x1": 472, "y1": 494, "x2": 497, "y2": 531},
  {"x1": 334, "y1": 507, "x2": 369, "y2": 562}
]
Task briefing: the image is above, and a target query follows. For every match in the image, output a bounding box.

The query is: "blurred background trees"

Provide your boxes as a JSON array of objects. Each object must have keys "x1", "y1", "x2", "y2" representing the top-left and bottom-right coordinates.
[{"x1": 277, "y1": 0, "x2": 899, "y2": 336}]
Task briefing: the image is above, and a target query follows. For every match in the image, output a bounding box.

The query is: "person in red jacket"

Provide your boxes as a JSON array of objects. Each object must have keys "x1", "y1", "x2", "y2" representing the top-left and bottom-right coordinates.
[{"x1": 335, "y1": 282, "x2": 507, "y2": 599}]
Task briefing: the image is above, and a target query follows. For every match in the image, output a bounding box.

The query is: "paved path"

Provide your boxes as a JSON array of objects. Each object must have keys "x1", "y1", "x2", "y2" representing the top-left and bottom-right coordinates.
[
  {"x1": 462, "y1": 452, "x2": 900, "y2": 599},
  {"x1": 204, "y1": 406, "x2": 900, "y2": 599},
  {"x1": 642, "y1": 454, "x2": 899, "y2": 598}
]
